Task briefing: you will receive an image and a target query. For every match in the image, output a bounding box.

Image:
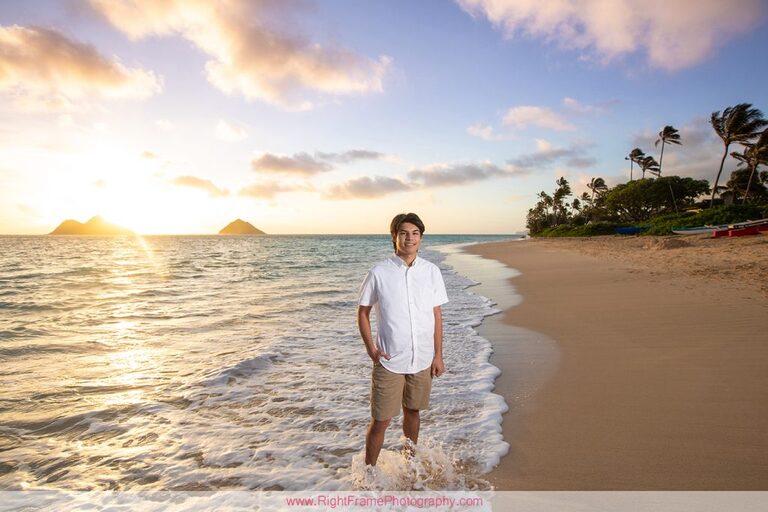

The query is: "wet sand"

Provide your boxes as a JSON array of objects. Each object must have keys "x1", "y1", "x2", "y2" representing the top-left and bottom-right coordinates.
[{"x1": 466, "y1": 235, "x2": 768, "y2": 490}]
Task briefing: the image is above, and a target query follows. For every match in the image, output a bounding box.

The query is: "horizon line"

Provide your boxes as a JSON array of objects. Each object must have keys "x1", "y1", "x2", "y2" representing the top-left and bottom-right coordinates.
[{"x1": 0, "y1": 232, "x2": 524, "y2": 237}]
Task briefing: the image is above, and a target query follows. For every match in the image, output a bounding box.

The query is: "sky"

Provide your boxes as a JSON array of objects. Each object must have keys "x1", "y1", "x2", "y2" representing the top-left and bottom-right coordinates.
[{"x1": 1, "y1": 0, "x2": 767, "y2": 235}]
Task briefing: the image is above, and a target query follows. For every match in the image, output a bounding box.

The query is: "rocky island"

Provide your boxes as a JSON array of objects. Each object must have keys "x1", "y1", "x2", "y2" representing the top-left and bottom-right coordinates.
[
  {"x1": 218, "y1": 219, "x2": 265, "y2": 235},
  {"x1": 50, "y1": 216, "x2": 133, "y2": 235}
]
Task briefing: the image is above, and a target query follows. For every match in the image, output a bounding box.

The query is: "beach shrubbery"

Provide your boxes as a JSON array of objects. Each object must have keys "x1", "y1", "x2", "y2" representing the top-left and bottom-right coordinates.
[
  {"x1": 537, "y1": 223, "x2": 619, "y2": 237},
  {"x1": 532, "y1": 202, "x2": 766, "y2": 237}
]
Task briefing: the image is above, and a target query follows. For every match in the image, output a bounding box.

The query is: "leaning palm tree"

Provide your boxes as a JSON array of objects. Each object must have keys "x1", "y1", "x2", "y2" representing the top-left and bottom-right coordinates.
[
  {"x1": 587, "y1": 177, "x2": 608, "y2": 206},
  {"x1": 638, "y1": 155, "x2": 659, "y2": 179},
  {"x1": 709, "y1": 103, "x2": 767, "y2": 207},
  {"x1": 586, "y1": 177, "x2": 608, "y2": 221},
  {"x1": 625, "y1": 148, "x2": 644, "y2": 181},
  {"x1": 730, "y1": 128, "x2": 768, "y2": 203},
  {"x1": 654, "y1": 125, "x2": 681, "y2": 175}
]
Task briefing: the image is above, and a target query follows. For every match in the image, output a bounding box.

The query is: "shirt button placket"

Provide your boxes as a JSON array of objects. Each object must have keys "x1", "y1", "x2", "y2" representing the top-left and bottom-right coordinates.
[{"x1": 406, "y1": 266, "x2": 416, "y2": 369}]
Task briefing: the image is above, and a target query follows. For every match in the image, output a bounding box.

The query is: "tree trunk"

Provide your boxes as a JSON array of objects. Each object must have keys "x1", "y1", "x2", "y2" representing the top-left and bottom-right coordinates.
[
  {"x1": 743, "y1": 163, "x2": 757, "y2": 203},
  {"x1": 709, "y1": 143, "x2": 730, "y2": 208},
  {"x1": 667, "y1": 182, "x2": 678, "y2": 213},
  {"x1": 658, "y1": 142, "x2": 665, "y2": 176}
]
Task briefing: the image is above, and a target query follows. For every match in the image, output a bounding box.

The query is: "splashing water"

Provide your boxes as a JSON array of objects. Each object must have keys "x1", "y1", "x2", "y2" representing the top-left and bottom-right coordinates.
[{"x1": 349, "y1": 437, "x2": 492, "y2": 491}]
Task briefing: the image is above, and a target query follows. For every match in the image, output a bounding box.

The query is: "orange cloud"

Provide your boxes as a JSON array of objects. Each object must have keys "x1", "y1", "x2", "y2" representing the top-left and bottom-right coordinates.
[
  {"x1": 458, "y1": 0, "x2": 764, "y2": 70},
  {"x1": 88, "y1": 0, "x2": 391, "y2": 110},
  {"x1": 0, "y1": 25, "x2": 161, "y2": 111},
  {"x1": 171, "y1": 175, "x2": 229, "y2": 197},
  {"x1": 251, "y1": 152, "x2": 332, "y2": 176},
  {"x1": 239, "y1": 182, "x2": 313, "y2": 199}
]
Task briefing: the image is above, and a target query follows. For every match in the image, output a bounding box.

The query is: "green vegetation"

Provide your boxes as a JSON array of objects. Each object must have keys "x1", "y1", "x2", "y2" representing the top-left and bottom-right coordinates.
[
  {"x1": 537, "y1": 222, "x2": 620, "y2": 237},
  {"x1": 526, "y1": 102, "x2": 768, "y2": 237}
]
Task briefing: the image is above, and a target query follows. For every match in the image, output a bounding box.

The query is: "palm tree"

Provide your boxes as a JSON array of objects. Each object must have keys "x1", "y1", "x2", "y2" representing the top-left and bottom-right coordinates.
[
  {"x1": 638, "y1": 155, "x2": 659, "y2": 179},
  {"x1": 730, "y1": 128, "x2": 768, "y2": 203},
  {"x1": 709, "y1": 103, "x2": 767, "y2": 207},
  {"x1": 552, "y1": 177, "x2": 571, "y2": 225},
  {"x1": 586, "y1": 177, "x2": 608, "y2": 221},
  {"x1": 587, "y1": 177, "x2": 608, "y2": 206},
  {"x1": 625, "y1": 148, "x2": 644, "y2": 181},
  {"x1": 538, "y1": 191, "x2": 554, "y2": 226},
  {"x1": 654, "y1": 125, "x2": 681, "y2": 175}
]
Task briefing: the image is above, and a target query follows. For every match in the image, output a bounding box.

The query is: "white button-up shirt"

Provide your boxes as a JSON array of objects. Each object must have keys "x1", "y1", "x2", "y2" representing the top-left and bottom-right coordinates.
[{"x1": 358, "y1": 254, "x2": 449, "y2": 374}]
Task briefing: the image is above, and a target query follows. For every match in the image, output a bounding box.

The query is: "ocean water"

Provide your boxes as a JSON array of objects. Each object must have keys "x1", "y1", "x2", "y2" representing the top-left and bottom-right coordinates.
[{"x1": 0, "y1": 234, "x2": 519, "y2": 491}]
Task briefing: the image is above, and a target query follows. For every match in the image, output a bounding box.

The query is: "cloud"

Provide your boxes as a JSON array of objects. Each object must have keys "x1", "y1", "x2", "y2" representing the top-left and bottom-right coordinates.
[
  {"x1": 326, "y1": 176, "x2": 412, "y2": 199},
  {"x1": 88, "y1": 0, "x2": 391, "y2": 110},
  {"x1": 507, "y1": 139, "x2": 596, "y2": 169},
  {"x1": 503, "y1": 106, "x2": 575, "y2": 131},
  {"x1": 312, "y1": 150, "x2": 537, "y2": 200},
  {"x1": 239, "y1": 181, "x2": 313, "y2": 199},
  {"x1": 467, "y1": 122, "x2": 509, "y2": 141},
  {"x1": 326, "y1": 160, "x2": 524, "y2": 199},
  {"x1": 562, "y1": 97, "x2": 616, "y2": 115},
  {"x1": 142, "y1": 151, "x2": 157, "y2": 159},
  {"x1": 251, "y1": 152, "x2": 333, "y2": 176},
  {"x1": 457, "y1": 0, "x2": 765, "y2": 71},
  {"x1": 0, "y1": 24, "x2": 161, "y2": 111},
  {"x1": 251, "y1": 148, "x2": 385, "y2": 175},
  {"x1": 155, "y1": 119, "x2": 174, "y2": 131},
  {"x1": 216, "y1": 120, "x2": 248, "y2": 142},
  {"x1": 408, "y1": 162, "x2": 522, "y2": 187},
  {"x1": 314, "y1": 149, "x2": 385, "y2": 163},
  {"x1": 171, "y1": 175, "x2": 229, "y2": 197}
]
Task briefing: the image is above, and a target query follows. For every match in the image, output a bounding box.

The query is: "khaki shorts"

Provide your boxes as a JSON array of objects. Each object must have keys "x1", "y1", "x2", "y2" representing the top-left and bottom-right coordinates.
[{"x1": 370, "y1": 362, "x2": 432, "y2": 421}]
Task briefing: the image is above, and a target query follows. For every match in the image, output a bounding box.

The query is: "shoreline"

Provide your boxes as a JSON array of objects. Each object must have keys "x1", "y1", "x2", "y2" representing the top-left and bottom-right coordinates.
[
  {"x1": 438, "y1": 243, "x2": 559, "y2": 474},
  {"x1": 462, "y1": 236, "x2": 768, "y2": 490}
]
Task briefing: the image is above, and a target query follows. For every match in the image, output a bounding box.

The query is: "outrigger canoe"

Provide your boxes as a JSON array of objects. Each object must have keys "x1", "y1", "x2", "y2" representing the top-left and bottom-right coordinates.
[
  {"x1": 671, "y1": 225, "x2": 727, "y2": 235},
  {"x1": 672, "y1": 217, "x2": 768, "y2": 235}
]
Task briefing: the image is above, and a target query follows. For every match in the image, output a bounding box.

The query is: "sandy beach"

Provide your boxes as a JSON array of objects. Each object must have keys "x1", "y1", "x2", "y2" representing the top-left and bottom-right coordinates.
[{"x1": 467, "y1": 235, "x2": 768, "y2": 490}]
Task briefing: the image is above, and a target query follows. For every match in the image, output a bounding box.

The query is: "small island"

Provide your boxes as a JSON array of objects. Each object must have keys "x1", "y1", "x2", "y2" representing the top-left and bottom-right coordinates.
[
  {"x1": 218, "y1": 219, "x2": 265, "y2": 235},
  {"x1": 50, "y1": 216, "x2": 133, "y2": 235}
]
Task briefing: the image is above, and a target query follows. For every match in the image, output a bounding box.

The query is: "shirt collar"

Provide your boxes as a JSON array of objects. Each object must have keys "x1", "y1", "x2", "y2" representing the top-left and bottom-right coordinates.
[{"x1": 390, "y1": 253, "x2": 420, "y2": 268}]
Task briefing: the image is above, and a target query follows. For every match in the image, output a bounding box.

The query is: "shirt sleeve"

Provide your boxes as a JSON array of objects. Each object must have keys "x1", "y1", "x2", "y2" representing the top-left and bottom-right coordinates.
[
  {"x1": 358, "y1": 271, "x2": 377, "y2": 306},
  {"x1": 433, "y1": 267, "x2": 449, "y2": 307}
]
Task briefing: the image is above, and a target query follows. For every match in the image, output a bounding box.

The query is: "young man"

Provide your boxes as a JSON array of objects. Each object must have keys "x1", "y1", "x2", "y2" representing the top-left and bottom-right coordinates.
[{"x1": 357, "y1": 212, "x2": 449, "y2": 466}]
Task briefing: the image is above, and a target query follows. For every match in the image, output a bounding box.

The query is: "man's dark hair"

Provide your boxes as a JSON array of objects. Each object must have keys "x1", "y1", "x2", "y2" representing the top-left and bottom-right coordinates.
[{"x1": 390, "y1": 212, "x2": 425, "y2": 250}]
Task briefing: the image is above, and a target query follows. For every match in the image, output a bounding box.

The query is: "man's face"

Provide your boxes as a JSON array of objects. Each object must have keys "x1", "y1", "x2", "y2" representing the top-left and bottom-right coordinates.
[{"x1": 395, "y1": 222, "x2": 422, "y2": 257}]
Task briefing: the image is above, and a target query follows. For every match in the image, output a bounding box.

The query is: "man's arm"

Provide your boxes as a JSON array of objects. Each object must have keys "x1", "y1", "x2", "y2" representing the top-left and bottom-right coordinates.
[
  {"x1": 358, "y1": 305, "x2": 390, "y2": 363},
  {"x1": 431, "y1": 305, "x2": 445, "y2": 377}
]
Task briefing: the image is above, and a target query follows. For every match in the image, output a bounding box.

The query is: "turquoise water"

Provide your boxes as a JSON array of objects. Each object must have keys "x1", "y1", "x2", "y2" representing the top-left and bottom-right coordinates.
[{"x1": 0, "y1": 234, "x2": 519, "y2": 490}]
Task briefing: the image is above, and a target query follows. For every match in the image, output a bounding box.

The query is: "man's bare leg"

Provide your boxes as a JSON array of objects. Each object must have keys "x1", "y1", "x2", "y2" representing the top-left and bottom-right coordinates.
[
  {"x1": 403, "y1": 407, "x2": 420, "y2": 450},
  {"x1": 365, "y1": 418, "x2": 390, "y2": 466}
]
